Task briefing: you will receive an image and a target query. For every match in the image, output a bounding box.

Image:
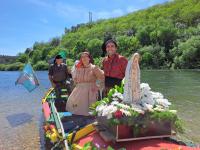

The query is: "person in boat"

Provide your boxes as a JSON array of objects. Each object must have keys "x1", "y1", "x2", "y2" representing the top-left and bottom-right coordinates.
[
  {"x1": 48, "y1": 54, "x2": 71, "y2": 111},
  {"x1": 66, "y1": 51, "x2": 104, "y2": 116},
  {"x1": 102, "y1": 39, "x2": 128, "y2": 95}
]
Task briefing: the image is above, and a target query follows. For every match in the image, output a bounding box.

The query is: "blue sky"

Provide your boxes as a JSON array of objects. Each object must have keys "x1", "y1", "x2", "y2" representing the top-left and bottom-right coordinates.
[{"x1": 0, "y1": 0, "x2": 169, "y2": 56}]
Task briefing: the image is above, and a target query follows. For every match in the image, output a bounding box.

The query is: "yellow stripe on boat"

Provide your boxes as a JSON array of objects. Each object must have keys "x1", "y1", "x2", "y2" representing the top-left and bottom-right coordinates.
[
  {"x1": 71, "y1": 144, "x2": 83, "y2": 150},
  {"x1": 67, "y1": 123, "x2": 95, "y2": 143},
  {"x1": 42, "y1": 88, "x2": 54, "y2": 103}
]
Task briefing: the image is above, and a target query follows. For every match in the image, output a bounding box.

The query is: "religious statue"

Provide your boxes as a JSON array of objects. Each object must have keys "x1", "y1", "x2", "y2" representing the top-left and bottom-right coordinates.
[{"x1": 123, "y1": 53, "x2": 140, "y2": 104}]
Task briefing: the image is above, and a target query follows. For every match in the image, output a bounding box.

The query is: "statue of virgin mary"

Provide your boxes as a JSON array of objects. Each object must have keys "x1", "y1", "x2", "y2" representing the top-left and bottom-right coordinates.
[{"x1": 123, "y1": 53, "x2": 140, "y2": 104}]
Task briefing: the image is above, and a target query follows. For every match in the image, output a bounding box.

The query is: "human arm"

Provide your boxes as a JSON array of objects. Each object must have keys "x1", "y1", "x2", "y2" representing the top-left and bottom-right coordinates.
[
  {"x1": 48, "y1": 75, "x2": 56, "y2": 88},
  {"x1": 93, "y1": 66, "x2": 105, "y2": 89}
]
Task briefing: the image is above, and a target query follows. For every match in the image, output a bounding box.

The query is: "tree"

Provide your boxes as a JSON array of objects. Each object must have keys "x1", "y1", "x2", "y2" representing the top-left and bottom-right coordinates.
[
  {"x1": 87, "y1": 39, "x2": 102, "y2": 58},
  {"x1": 117, "y1": 36, "x2": 140, "y2": 57},
  {"x1": 172, "y1": 36, "x2": 200, "y2": 68},
  {"x1": 50, "y1": 37, "x2": 60, "y2": 47},
  {"x1": 16, "y1": 53, "x2": 28, "y2": 63},
  {"x1": 136, "y1": 25, "x2": 155, "y2": 46},
  {"x1": 73, "y1": 40, "x2": 88, "y2": 58}
]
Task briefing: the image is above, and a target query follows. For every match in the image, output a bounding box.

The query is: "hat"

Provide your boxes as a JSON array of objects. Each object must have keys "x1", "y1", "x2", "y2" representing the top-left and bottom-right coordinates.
[
  {"x1": 54, "y1": 55, "x2": 63, "y2": 64},
  {"x1": 101, "y1": 39, "x2": 118, "y2": 57},
  {"x1": 55, "y1": 54, "x2": 63, "y2": 59}
]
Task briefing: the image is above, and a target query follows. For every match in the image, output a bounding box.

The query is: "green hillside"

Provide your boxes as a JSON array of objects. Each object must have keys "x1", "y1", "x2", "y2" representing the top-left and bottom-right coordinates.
[{"x1": 2, "y1": 0, "x2": 200, "y2": 70}]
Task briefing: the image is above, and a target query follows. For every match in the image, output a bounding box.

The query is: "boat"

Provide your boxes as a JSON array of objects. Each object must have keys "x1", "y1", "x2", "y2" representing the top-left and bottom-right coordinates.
[{"x1": 42, "y1": 88, "x2": 199, "y2": 150}]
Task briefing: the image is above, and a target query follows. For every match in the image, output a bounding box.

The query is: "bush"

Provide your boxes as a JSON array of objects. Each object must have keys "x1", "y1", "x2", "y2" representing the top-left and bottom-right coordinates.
[
  {"x1": 66, "y1": 58, "x2": 75, "y2": 69},
  {"x1": 5, "y1": 62, "x2": 24, "y2": 71},
  {"x1": 87, "y1": 38, "x2": 102, "y2": 58},
  {"x1": 94, "y1": 57, "x2": 103, "y2": 68},
  {"x1": 16, "y1": 53, "x2": 28, "y2": 63},
  {"x1": 0, "y1": 64, "x2": 6, "y2": 71},
  {"x1": 172, "y1": 35, "x2": 200, "y2": 68},
  {"x1": 33, "y1": 61, "x2": 49, "y2": 70}
]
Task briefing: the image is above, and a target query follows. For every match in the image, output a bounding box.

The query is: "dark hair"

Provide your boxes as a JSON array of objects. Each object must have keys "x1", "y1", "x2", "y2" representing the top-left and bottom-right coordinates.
[
  {"x1": 101, "y1": 39, "x2": 118, "y2": 57},
  {"x1": 54, "y1": 55, "x2": 63, "y2": 64},
  {"x1": 105, "y1": 39, "x2": 118, "y2": 48}
]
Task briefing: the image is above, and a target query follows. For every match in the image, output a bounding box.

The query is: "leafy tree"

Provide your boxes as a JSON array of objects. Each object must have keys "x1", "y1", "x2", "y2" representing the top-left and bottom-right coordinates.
[
  {"x1": 171, "y1": 36, "x2": 200, "y2": 68},
  {"x1": 87, "y1": 39, "x2": 102, "y2": 58},
  {"x1": 33, "y1": 61, "x2": 49, "y2": 70},
  {"x1": 16, "y1": 53, "x2": 28, "y2": 63}
]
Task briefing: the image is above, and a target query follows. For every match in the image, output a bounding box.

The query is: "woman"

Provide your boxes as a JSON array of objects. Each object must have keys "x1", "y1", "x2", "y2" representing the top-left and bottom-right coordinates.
[
  {"x1": 123, "y1": 53, "x2": 141, "y2": 104},
  {"x1": 66, "y1": 52, "x2": 104, "y2": 116}
]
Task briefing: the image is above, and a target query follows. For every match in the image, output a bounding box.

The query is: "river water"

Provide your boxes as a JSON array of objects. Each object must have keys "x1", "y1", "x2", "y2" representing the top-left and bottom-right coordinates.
[{"x1": 0, "y1": 70, "x2": 199, "y2": 150}]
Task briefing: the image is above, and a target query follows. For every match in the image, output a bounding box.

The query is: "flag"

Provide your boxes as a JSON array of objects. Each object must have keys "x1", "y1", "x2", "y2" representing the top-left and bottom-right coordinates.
[{"x1": 15, "y1": 63, "x2": 39, "y2": 92}]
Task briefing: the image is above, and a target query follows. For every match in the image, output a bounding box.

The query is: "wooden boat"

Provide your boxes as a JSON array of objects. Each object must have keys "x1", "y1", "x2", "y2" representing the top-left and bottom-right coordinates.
[{"x1": 42, "y1": 88, "x2": 199, "y2": 150}]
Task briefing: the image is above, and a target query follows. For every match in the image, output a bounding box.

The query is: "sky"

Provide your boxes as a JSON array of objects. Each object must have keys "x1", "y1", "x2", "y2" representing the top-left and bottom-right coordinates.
[{"x1": 0, "y1": 0, "x2": 169, "y2": 56}]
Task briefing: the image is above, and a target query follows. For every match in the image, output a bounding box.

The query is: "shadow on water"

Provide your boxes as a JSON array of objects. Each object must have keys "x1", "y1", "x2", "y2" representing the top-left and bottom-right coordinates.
[{"x1": 6, "y1": 113, "x2": 33, "y2": 127}]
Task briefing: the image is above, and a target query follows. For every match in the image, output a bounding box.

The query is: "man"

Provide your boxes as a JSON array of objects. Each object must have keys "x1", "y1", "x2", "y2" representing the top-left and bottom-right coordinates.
[
  {"x1": 102, "y1": 39, "x2": 128, "y2": 95},
  {"x1": 48, "y1": 54, "x2": 71, "y2": 111}
]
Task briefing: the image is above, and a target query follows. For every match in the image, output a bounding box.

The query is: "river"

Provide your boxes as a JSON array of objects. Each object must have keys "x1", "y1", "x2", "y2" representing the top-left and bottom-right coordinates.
[{"x1": 0, "y1": 70, "x2": 199, "y2": 150}]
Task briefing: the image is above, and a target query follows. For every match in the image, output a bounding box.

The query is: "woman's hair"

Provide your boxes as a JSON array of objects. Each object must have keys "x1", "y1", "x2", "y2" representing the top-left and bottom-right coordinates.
[{"x1": 76, "y1": 51, "x2": 94, "y2": 68}]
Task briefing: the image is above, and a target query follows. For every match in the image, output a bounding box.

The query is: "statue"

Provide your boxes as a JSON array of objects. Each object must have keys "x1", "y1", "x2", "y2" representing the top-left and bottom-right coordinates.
[{"x1": 123, "y1": 53, "x2": 140, "y2": 104}]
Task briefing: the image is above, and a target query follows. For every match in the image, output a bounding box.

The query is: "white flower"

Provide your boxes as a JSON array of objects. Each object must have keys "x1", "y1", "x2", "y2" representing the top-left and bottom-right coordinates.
[
  {"x1": 140, "y1": 83, "x2": 151, "y2": 91},
  {"x1": 142, "y1": 103, "x2": 154, "y2": 112},
  {"x1": 120, "y1": 109, "x2": 131, "y2": 116},
  {"x1": 140, "y1": 95, "x2": 155, "y2": 106},
  {"x1": 153, "y1": 106, "x2": 165, "y2": 112},
  {"x1": 116, "y1": 103, "x2": 131, "y2": 110},
  {"x1": 112, "y1": 92, "x2": 124, "y2": 100},
  {"x1": 96, "y1": 104, "x2": 106, "y2": 116},
  {"x1": 102, "y1": 105, "x2": 117, "y2": 119},
  {"x1": 155, "y1": 98, "x2": 171, "y2": 108},
  {"x1": 96, "y1": 104, "x2": 105, "y2": 112},
  {"x1": 111, "y1": 101, "x2": 119, "y2": 105},
  {"x1": 131, "y1": 104, "x2": 145, "y2": 114},
  {"x1": 151, "y1": 92, "x2": 164, "y2": 99},
  {"x1": 112, "y1": 97, "x2": 119, "y2": 101}
]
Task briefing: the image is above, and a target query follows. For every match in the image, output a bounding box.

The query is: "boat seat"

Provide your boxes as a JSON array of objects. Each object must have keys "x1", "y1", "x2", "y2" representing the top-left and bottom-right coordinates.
[{"x1": 61, "y1": 115, "x2": 95, "y2": 133}]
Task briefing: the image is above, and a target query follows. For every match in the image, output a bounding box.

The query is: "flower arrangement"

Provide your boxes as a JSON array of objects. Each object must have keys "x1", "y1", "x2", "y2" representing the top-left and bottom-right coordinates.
[{"x1": 90, "y1": 81, "x2": 184, "y2": 136}]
